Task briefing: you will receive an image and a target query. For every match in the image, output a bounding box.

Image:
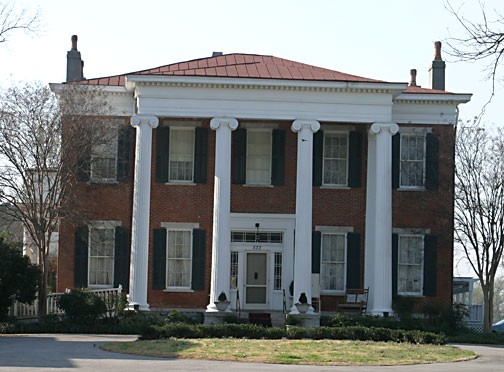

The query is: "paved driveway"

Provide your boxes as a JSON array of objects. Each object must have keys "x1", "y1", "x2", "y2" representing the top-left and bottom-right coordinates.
[{"x1": 0, "y1": 334, "x2": 503, "y2": 372}]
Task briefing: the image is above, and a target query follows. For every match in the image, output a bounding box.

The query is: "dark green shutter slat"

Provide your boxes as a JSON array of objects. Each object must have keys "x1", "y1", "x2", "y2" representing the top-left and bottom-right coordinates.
[
  {"x1": 311, "y1": 231, "x2": 321, "y2": 274},
  {"x1": 155, "y1": 127, "x2": 169, "y2": 183},
  {"x1": 392, "y1": 133, "x2": 400, "y2": 189},
  {"x1": 425, "y1": 133, "x2": 439, "y2": 190},
  {"x1": 117, "y1": 126, "x2": 133, "y2": 182},
  {"x1": 194, "y1": 127, "x2": 208, "y2": 184},
  {"x1": 76, "y1": 146, "x2": 90, "y2": 182},
  {"x1": 346, "y1": 233, "x2": 361, "y2": 289},
  {"x1": 232, "y1": 128, "x2": 247, "y2": 184},
  {"x1": 392, "y1": 234, "x2": 398, "y2": 297},
  {"x1": 313, "y1": 130, "x2": 323, "y2": 186},
  {"x1": 191, "y1": 229, "x2": 206, "y2": 291},
  {"x1": 348, "y1": 131, "x2": 362, "y2": 188},
  {"x1": 153, "y1": 228, "x2": 167, "y2": 290},
  {"x1": 74, "y1": 226, "x2": 89, "y2": 288},
  {"x1": 114, "y1": 226, "x2": 129, "y2": 290},
  {"x1": 423, "y1": 235, "x2": 437, "y2": 296},
  {"x1": 271, "y1": 129, "x2": 285, "y2": 185}
]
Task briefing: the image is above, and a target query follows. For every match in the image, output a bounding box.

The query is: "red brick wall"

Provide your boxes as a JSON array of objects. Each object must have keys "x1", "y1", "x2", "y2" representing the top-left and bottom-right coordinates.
[{"x1": 58, "y1": 119, "x2": 455, "y2": 312}]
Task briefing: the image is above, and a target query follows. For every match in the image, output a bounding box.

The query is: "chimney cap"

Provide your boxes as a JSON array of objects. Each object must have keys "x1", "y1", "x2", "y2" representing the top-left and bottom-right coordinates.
[{"x1": 212, "y1": 51, "x2": 223, "y2": 57}]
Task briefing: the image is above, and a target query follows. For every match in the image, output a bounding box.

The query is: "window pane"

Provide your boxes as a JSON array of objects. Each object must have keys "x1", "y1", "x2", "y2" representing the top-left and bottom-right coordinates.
[
  {"x1": 400, "y1": 135, "x2": 425, "y2": 187},
  {"x1": 166, "y1": 230, "x2": 192, "y2": 287},
  {"x1": 88, "y1": 226, "x2": 115, "y2": 286},
  {"x1": 91, "y1": 126, "x2": 117, "y2": 181},
  {"x1": 246, "y1": 131, "x2": 271, "y2": 185},
  {"x1": 169, "y1": 128, "x2": 194, "y2": 182},
  {"x1": 321, "y1": 233, "x2": 346, "y2": 291},
  {"x1": 398, "y1": 235, "x2": 423, "y2": 295},
  {"x1": 323, "y1": 133, "x2": 348, "y2": 185}
]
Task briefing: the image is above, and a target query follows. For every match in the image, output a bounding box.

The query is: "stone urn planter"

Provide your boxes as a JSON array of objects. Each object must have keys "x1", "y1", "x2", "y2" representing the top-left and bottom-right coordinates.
[
  {"x1": 215, "y1": 291, "x2": 230, "y2": 311},
  {"x1": 295, "y1": 292, "x2": 310, "y2": 313}
]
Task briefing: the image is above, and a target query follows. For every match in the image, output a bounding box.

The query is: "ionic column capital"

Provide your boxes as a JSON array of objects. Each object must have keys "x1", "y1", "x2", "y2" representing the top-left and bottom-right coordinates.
[
  {"x1": 130, "y1": 115, "x2": 159, "y2": 129},
  {"x1": 291, "y1": 119, "x2": 320, "y2": 133},
  {"x1": 369, "y1": 122, "x2": 399, "y2": 136},
  {"x1": 210, "y1": 117, "x2": 239, "y2": 131}
]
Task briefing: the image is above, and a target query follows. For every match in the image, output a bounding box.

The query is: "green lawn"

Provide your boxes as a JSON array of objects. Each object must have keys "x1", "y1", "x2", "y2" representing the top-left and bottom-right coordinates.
[{"x1": 102, "y1": 338, "x2": 475, "y2": 366}]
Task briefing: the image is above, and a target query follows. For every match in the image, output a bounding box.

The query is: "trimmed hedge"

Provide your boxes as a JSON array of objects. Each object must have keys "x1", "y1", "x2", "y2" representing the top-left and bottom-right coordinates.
[{"x1": 139, "y1": 323, "x2": 446, "y2": 344}]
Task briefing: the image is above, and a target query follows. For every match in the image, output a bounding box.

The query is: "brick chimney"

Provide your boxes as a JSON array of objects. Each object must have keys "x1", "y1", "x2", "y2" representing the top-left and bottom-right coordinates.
[
  {"x1": 428, "y1": 41, "x2": 445, "y2": 90},
  {"x1": 66, "y1": 35, "x2": 84, "y2": 82},
  {"x1": 409, "y1": 69, "x2": 418, "y2": 87}
]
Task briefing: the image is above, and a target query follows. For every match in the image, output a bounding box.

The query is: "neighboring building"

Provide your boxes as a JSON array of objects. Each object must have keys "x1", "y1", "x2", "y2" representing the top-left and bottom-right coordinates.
[
  {"x1": 0, "y1": 204, "x2": 23, "y2": 246},
  {"x1": 453, "y1": 277, "x2": 484, "y2": 331},
  {"x1": 51, "y1": 36, "x2": 471, "y2": 320}
]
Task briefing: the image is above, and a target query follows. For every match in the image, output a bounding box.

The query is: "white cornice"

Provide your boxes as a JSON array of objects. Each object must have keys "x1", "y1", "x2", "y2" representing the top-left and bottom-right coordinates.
[
  {"x1": 394, "y1": 92, "x2": 472, "y2": 105},
  {"x1": 49, "y1": 83, "x2": 130, "y2": 96},
  {"x1": 126, "y1": 75, "x2": 408, "y2": 95}
]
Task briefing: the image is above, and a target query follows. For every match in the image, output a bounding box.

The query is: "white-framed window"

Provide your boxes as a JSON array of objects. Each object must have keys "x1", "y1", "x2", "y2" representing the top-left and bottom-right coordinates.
[
  {"x1": 274, "y1": 252, "x2": 282, "y2": 290},
  {"x1": 398, "y1": 235, "x2": 424, "y2": 296},
  {"x1": 166, "y1": 229, "x2": 192, "y2": 289},
  {"x1": 246, "y1": 129, "x2": 271, "y2": 185},
  {"x1": 90, "y1": 126, "x2": 118, "y2": 182},
  {"x1": 169, "y1": 127, "x2": 195, "y2": 182},
  {"x1": 400, "y1": 134, "x2": 426, "y2": 188},
  {"x1": 320, "y1": 233, "x2": 346, "y2": 291},
  {"x1": 323, "y1": 132, "x2": 348, "y2": 186},
  {"x1": 230, "y1": 251, "x2": 239, "y2": 290},
  {"x1": 88, "y1": 225, "x2": 115, "y2": 287}
]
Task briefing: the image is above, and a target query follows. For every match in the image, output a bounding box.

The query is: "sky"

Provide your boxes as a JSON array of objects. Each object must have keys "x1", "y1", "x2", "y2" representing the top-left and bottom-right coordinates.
[{"x1": 2, "y1": 0, "x2": 503, "y2": 278}]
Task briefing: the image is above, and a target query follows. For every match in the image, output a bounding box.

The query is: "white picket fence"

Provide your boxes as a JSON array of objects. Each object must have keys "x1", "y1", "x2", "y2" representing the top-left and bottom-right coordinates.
[{"x1": 9, "y1": 286, "x2": 123, "y2": 318}]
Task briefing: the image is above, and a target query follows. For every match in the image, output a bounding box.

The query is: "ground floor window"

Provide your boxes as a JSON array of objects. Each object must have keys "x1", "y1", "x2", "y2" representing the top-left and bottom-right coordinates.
[
  {"x1": 274, "y1": 252, "x2": 282, "y2": 290},
  {"x1": 88, "y1": 226, "x2": 115, "y2": 286},
  {"x1": 398, "y1": 235, "x2": 424, "y2": 295},
  {"x1": 320, "y1": 233, "x2": 346, "y2": 291},
  {"x1": 230, "y1": 251, "x2": 239, "y2": 289},
  {"x1": 166, "y1": 230, "x2": 192, "y2": 288}
]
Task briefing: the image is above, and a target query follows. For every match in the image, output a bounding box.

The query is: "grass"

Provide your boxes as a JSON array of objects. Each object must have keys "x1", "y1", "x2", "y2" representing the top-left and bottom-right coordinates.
[{"x1": 102, "y1": 338, "x2": 476, "y2": 366}]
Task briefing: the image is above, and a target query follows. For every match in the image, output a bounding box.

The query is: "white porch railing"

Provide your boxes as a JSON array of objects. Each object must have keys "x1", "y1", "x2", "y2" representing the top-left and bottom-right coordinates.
[
  {"x1": 465, "y1": 304, "x2": 484, "y2": 322},
  {"x1": 9, "y1": 286, "x2": 123, "y2": 318}
]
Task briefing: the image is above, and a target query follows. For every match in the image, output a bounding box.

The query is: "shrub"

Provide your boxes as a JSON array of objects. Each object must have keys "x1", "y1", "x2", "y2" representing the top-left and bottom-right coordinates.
[
  {"x1": 165, "y1": 310, "x2": 195, "y2": 324},
  {"x1": 57, "y1": 290, "x2": 107, "y2": 324},
  {"x1": 285, "y1": 325, "x2": 306, "y2": 339}
]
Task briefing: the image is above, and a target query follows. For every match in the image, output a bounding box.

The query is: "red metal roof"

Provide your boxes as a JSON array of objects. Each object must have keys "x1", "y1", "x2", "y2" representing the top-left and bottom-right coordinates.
[{"x1": 74, "y1": 53, "x2": 452, "y2": 94}]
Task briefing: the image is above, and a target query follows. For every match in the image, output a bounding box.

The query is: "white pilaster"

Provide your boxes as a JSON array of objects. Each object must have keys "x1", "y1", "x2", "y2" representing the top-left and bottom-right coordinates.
[
  {"x1": 128, "y1": 114, "x2": 159, "y2": 311},
  {"x1": 290, "y1": 119, "x2": 320, "y2": 314},
  {"x1": 207, "y1": 117, "x2": 239, "y2": 312},
  {"x1": 364, "y1": 122, "x2": 399, "y2": 315}
]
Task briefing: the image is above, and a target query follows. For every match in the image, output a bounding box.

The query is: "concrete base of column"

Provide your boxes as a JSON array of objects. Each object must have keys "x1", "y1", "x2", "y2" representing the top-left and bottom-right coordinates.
[{"x1": 367, "y1": 307, "x2": 394, "y2": 317}]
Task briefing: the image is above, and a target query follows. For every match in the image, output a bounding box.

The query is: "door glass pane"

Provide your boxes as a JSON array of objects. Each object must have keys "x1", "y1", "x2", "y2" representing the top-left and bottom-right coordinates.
[{"x1": 246, "y1": 287, "x2": 266, "y2": 303}]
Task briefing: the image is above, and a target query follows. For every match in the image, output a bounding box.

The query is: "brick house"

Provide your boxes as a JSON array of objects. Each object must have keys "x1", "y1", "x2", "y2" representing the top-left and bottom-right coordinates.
[{"x1": 51, "y1": 36, "x2": 471, "y2": 320}]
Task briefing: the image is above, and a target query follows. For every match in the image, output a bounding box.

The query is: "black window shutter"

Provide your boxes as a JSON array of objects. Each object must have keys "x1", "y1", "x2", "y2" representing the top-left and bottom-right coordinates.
[
  {"x1": 194, "y1": 127, "x2": 208, "y2": 184},
  {"x1": 271, "y1": 129, "x2": 285, "y2": 185},
  {"x1": 392, "y1": 133, "x2": 400, "y2": 189},
  {"x1": 423, "y1": 235, "x2": 437, "y2": 296},
  {"x1": 311, "y1": 231, "x2": 321, "y2": 274},
  {"x1": 313, "y1": 130, "x2": 323, "y2": 186},
  {"x1": 114, "y1": 226, "x2": 129, "y2": 290},
  {"x1": 76, "y1": 146, "x2": 91, "y2": 182},
  {"x1": 117, "y1": 126, "x2": 133, "y2": 182},
  {"x1": 232, "y1": 128, "x2": 247, "y2": 184},
  {"x1": 191, "y1": 229, "x2": 206, "y2": 291},
  {"x1": 348, "y1": 131, "x2": 362, "y2": 188},
  {"x1": 74, "y1": 226, "x2": 89, "y2": 288},
  {"x1": 155, "y1": 127, "x2": 169, "y2": 183},
  {"x1": 425, "y1": 133, "x2": 439, "y2": 190},
  {"x1": 346, "y1": 232, "x2": 361, "y2": 289},
  {"x1": 392, "y1": 234, "x2": 398, "y2": 297},
  {"x1": 153, "y1": 228, "x2": 167, "y2": 290}
]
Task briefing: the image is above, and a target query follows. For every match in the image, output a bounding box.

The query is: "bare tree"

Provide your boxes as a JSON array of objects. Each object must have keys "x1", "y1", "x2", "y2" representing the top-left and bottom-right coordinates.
[
  {"x1": 0, "y1": 1, "x2": 40, "y2": 44},
  {"x1": 454, "y1": 122, "x2": 504, "y2": 332},
  {"x1": 0, "y1": 82, "x2": 109, "y2": 315},
  {"x1": 473, "y1": 275, "x2": 504, "y2": 323},
  {"x1": 445, "y1": 1, "x2": 504, "y2": 110}
]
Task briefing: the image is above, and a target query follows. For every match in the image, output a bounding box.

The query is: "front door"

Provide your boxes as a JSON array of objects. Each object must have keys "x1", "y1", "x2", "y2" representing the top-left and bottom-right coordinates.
[{"x1": 245, "y1": 252, "x2": 268, "y2": 308}]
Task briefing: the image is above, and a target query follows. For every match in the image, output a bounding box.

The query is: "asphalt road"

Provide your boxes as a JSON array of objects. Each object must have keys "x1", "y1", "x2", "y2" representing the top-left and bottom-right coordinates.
[{"x1": 0, "y1": 334, "x2": 503, "y2": 372}]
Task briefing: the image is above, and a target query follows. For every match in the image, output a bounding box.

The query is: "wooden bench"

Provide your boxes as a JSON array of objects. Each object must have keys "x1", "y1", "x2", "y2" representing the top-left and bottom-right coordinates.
[{"x1": 337, "y1": 288, "x2": 369, "y2": 315}]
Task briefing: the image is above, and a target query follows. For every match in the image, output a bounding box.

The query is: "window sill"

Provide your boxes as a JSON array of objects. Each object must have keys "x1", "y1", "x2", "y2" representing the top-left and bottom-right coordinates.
[
  {"x1": 164, "y1": 182, "x2": 196, "y2": 186},
  {"x1": 397, "y1": 187, "x2": 426, "y2": 191},
  {"x1": 89, "y1": 180, "x2": 119, "y2": 185},
  {"x1": 321, "y1": 290, "x2": 346, "y2": 296},
  {"x1": 162, "y1": 288, "x2": 194, "y2": 293},
  {"x1": 397, "y1": 293, "x2": 424, "y2": 297},
  {"x1": 320, "y1": 185, "x2": 350, "y2": 190},
  {"x1": 243, "y1": 184, "x2": 274, "y2": 188}
]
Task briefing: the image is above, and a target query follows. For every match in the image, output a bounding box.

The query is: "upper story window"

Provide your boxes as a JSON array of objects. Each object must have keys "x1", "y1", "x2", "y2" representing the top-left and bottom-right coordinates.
[
  {"x1": 90, "y1": 126, "x2": 118, "y2": 182},
  {"x1": 313, "y1": 129, "x2": 362, "y2": 188},
  {"x1": 323, "y1": 132, "x2": 348, "y2": 186},
  {"x1": 246, "y1": 130, "x2": 272, "y2": 185},
  {"x1": 400, "y1": 134, "x2": 425, "y2": 188},
  {"x1": 155, "y1": 125, "x2": 208, "y2": 184},
  {"x1": 232, "y1": 127, "x2": 285, "y2": 186},
  {"x1": 169, "y1": 128, "x2": 195, "y2": 182}
]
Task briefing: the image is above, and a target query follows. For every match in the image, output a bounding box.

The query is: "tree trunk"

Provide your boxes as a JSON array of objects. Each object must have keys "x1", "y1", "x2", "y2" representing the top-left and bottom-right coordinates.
[
  {"x1": 37, "y1": 254, "x2": 48, "y2": 316},
  {"x1": 482, "y1": 287, "x2": 492, "y2": 333}
]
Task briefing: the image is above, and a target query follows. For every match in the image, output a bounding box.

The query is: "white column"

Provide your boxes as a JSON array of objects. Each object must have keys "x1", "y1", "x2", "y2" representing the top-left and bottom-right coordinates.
[
  {"x1": 364, "y1": 122, "x2": 399, "y2": 315},
  {"x1": 207, "y1": 117, "x2": 238, "y2": 312},
  {"x1": 128, "y1": 114, "x2": 159, "y2": 311},
  {"x1": 290, "y1": 119, "x2": 320, "y2": 314}
]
